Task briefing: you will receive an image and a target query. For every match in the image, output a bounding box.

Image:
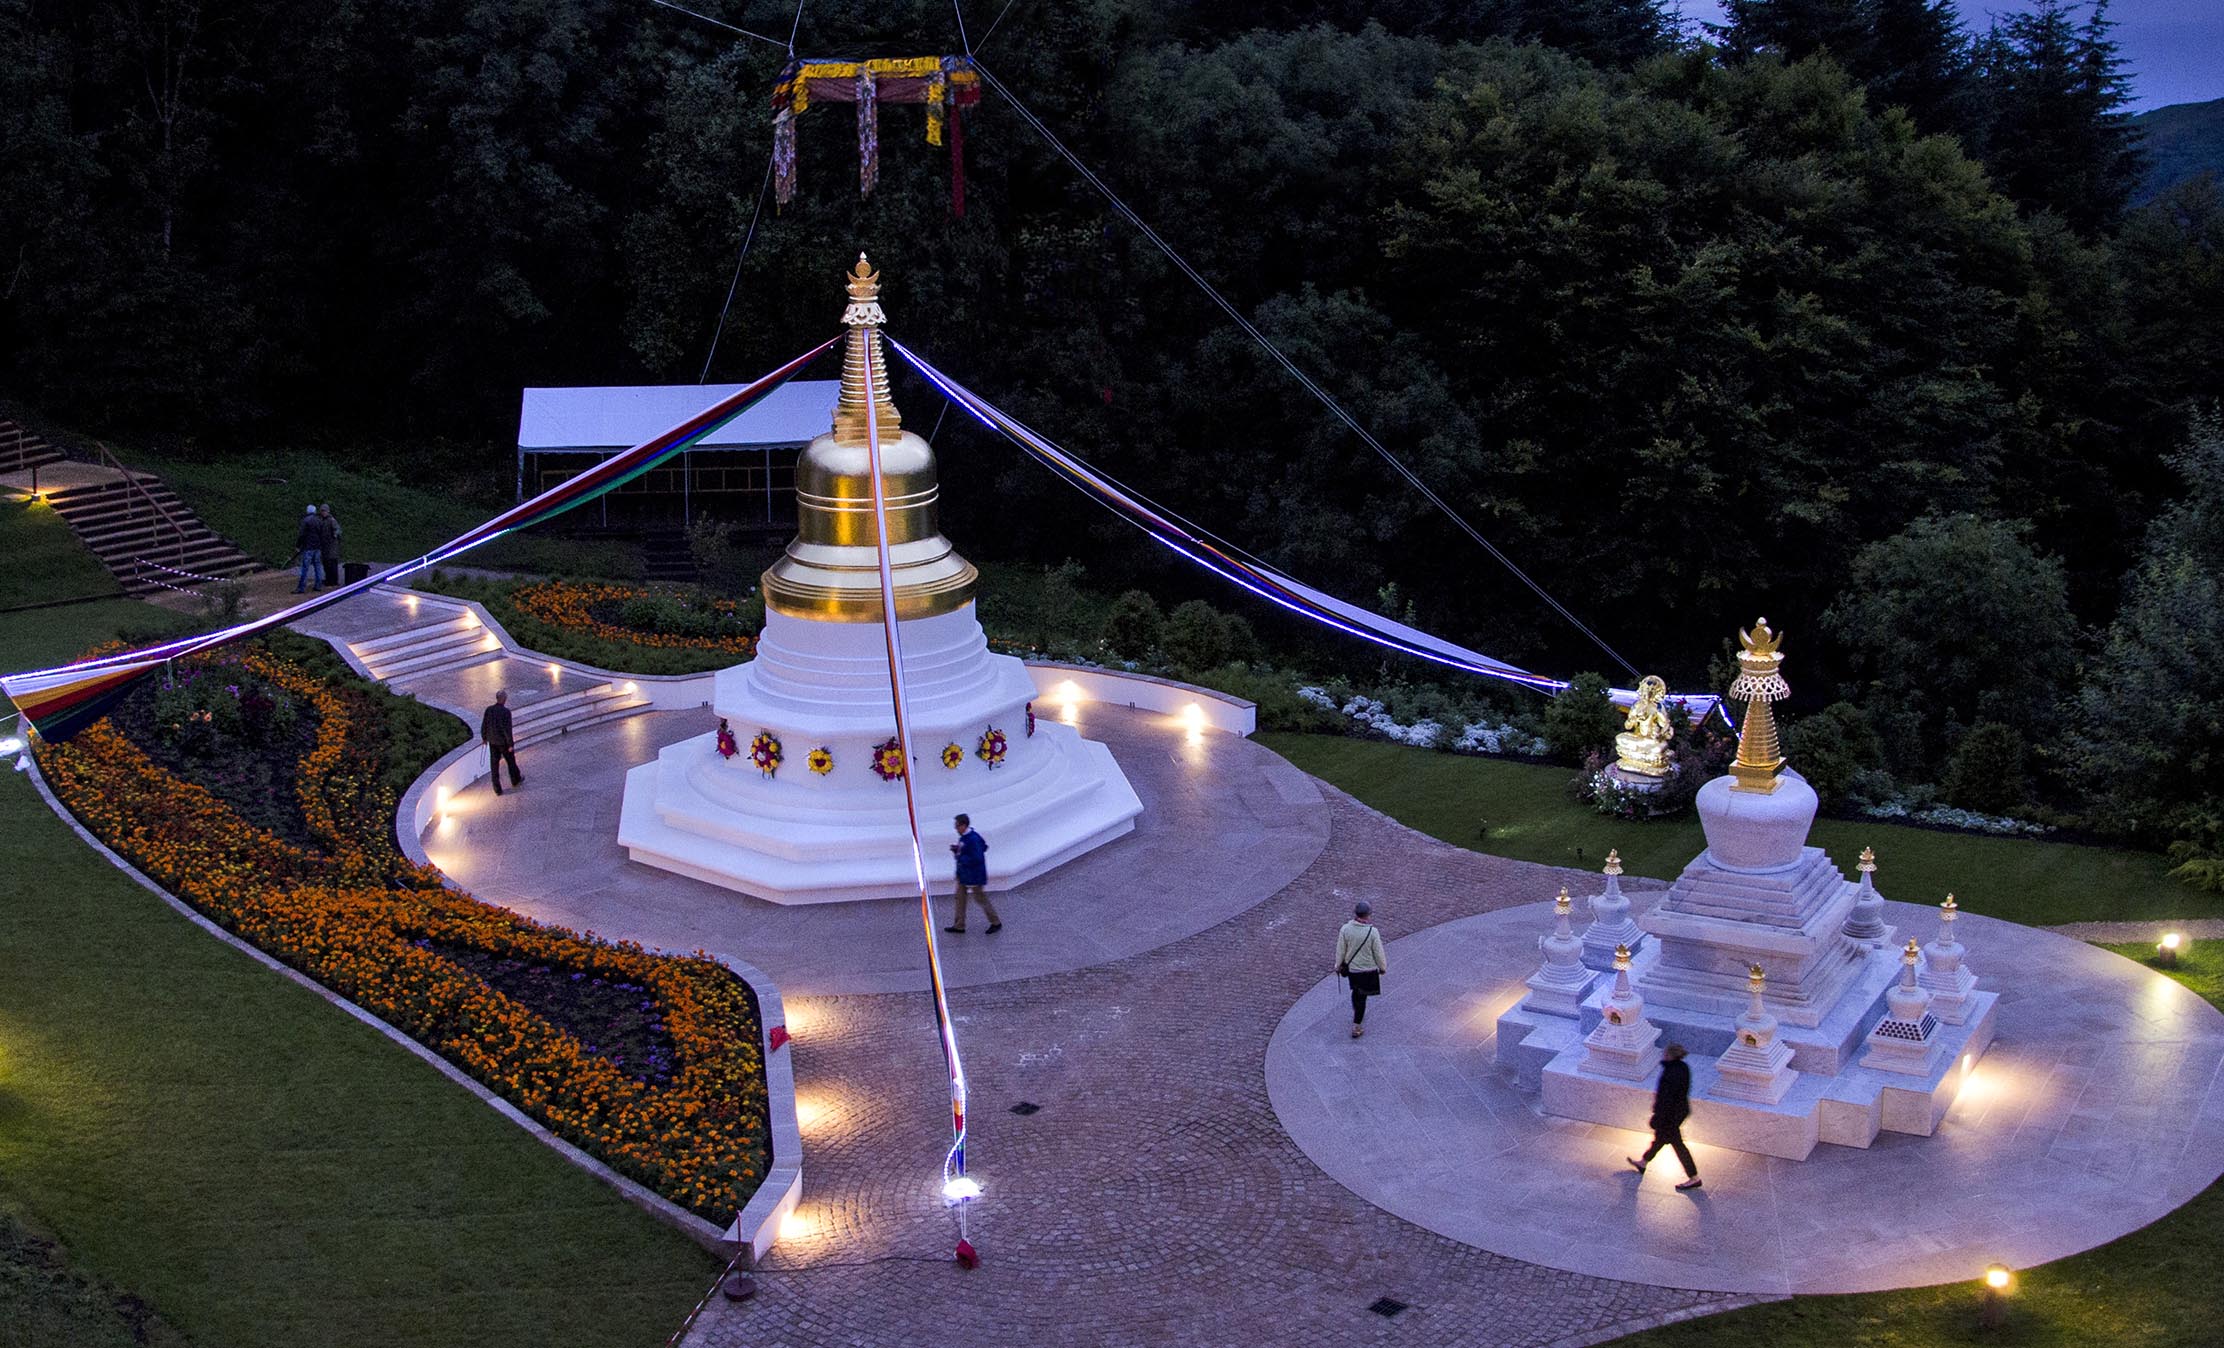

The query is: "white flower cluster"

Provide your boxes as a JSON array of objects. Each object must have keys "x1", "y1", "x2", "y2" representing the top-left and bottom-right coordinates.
[
  {"x1": 1859, "y1": 801, "x2": 2051, "y2": 837},
  {"x1": 1302, "y1": 687, "x2": 1545, "y2": 756},
  {"x1": 1332, "y1": 695, "x2": 1443, "y2": 747},
  {"x1": 1454, "y1": 721, "x2": 1548, "y2": 756}
]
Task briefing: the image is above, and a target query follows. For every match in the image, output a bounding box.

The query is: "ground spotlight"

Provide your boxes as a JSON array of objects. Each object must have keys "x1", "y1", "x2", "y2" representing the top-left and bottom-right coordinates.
[{"x1": 1980, "y1": 1263, "x2": 2012, "y2": 1328}]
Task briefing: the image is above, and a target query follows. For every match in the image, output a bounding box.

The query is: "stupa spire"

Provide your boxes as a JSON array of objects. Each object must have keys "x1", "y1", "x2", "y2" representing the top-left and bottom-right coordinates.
[
  {"x1": 1728, "y1": 617, "x2": 1790, "y2": 793},
  {"x1": 832, "y1": 253, "x2": 904, "y2": 446}
]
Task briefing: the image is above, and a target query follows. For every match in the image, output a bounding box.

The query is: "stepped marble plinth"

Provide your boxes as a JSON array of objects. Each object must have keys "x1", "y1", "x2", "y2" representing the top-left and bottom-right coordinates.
[{"x1": 619, "y1": 606, "x2": 1141, "y2": 903}]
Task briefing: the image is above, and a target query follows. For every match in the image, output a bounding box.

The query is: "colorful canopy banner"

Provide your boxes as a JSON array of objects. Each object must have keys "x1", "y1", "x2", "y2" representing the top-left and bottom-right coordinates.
[
  {"x1": 3, "y1": 334, "x2": 845, "y2": 743},
  {"x1": 886, "y1": 334, "x2": 1722, "y2": 723},
  {"x1": 771, "y1": 56, "x2": 982, "y2": 216}
]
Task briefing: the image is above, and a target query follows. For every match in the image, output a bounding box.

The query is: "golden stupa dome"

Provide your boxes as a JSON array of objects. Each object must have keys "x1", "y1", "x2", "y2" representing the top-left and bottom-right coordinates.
[{"x1": 761, "y1": 255, "x2": 978, "y2": 622}]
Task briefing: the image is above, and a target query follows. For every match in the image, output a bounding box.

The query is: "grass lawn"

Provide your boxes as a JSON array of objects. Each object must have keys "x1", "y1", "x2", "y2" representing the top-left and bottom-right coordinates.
[
  {"x1": 1258, "y1": 733, "x2": 2221, "y2": 927},
  {"x1": 118, "y1": 445, "x2": 645, "y2": 580},
  {"x1": 0, "y1": 580, "x2": 721, "y2": 1345},
  {"x1": 1612, "y1": 940, "x2": 2224, "y2": 1347},
  {"x1": 0, "y1": 496, "x2": 124, "y2": 611}
]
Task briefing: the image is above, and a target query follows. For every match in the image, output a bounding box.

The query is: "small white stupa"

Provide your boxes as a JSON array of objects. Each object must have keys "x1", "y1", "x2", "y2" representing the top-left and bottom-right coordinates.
[
  {"x1": 1918, "y1": 894, "x2": 1980, "y2": 1024},
  {"x1": 1577, "y1": 944, "x2": 1663, "y2": 1081},
  {"x1": 1862, "y1": 941, "x2": 1944, "y2": 1075},
  {"x1": 1711, "y1": 963, "x2": 1798, "y2": 1104},
  {"x1": 1580, "y1": 849, "x2": 1647, "y2": 972},
  {"x1": 618, "y1": 257, "x2": 1142, "y2": 902},
  {"x1": 1522, "y1": 887, "x2": 1597, "y2": 1017},
  {"x1": 1839, "y1": 846, "x2": 1892, "y2": 947}
]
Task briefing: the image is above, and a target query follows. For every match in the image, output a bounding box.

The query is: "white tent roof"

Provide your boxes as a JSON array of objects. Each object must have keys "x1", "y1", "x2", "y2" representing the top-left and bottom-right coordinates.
[{"x1": 517, "y1": 380, "x2": 838, "y2": 451}]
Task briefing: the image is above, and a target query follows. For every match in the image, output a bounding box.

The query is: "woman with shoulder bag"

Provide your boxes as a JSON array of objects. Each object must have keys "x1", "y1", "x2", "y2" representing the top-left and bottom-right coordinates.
[{"x1": 1334, "y1": 899, "x2": 1388, "y2": 1038}]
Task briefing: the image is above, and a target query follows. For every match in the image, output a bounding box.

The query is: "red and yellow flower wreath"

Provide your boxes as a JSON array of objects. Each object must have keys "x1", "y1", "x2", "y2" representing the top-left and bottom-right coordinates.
[
  {"x1": 807, "y1": 746, "x2": 834, "y2": 776},
  {"x1": 749, "y1": 730, "x2": 782, "y2": 778},
  {"x1": 715, "y1": 718, "x2": 739, "y2": 759},
  {"x1": 871, "y1": 738, "x2": 907, "y2": 781},
  {"x1": 977, "y1": 726, "x2": 1008, "y2": 768}
]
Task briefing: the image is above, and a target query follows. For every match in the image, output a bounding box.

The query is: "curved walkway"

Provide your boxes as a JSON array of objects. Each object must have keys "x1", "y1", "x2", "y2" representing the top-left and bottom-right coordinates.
[
  {"x1": 422, "y1": 701, "x2": 1329, "y2": 996},
  {"x1": 1266, "y1": 899, "x2": 2224, "y2": 1296}
]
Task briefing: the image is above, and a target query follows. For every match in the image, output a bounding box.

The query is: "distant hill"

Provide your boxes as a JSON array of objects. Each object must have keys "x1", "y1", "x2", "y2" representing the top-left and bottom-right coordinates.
[{"x1": 2134, "y1": 97, "x2": 2224, "y2": 202}]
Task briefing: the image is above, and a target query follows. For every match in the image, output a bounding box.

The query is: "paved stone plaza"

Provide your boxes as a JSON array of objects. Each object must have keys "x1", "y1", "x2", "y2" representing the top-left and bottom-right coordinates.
[
  {"x1": 387, "y1": 683, "x2": 2224, "y2": 1345},
  {"x1": 1268, "y1": 898, "x2": 2224, "y2": 1295}
]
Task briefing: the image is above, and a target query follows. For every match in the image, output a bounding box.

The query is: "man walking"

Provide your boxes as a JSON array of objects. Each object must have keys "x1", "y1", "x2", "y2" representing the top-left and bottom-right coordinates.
[
  {"x1": 293, "y1": 504, "x2": 324, "y2": 593},
  {"x1": 943, "y1": 814, "x2": 1000, "y2": 934},
  {"x1": 1335, "y1": 900, "x2": 1387, "y2": 1038},
  {"x1": 1629, "y1": 1044, "x2": 1702, "y2": 1190},
  {"x1": 481, "y1": 690, "x2": 523, "y2": 795},
  {"x1": 317, "y1": 504, "x2": 342, "y2": 587}
]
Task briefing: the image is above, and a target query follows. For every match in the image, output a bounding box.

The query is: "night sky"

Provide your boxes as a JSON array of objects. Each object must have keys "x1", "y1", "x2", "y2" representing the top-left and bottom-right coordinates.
[{"x1": 1676, "y1": 1, "x2": 2222, "y2": 111}]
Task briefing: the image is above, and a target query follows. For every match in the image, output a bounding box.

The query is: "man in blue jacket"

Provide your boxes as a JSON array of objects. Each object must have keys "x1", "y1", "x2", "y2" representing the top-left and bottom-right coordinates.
[{"x1": 943, "y1": 813, "x2": 1001, "y2": 934}]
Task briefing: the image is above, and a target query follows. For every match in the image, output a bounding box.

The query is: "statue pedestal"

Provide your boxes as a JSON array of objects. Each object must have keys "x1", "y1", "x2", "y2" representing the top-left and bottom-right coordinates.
[{"x1": 1603, "y1": 763, "x2": 1671, "y2": 794}]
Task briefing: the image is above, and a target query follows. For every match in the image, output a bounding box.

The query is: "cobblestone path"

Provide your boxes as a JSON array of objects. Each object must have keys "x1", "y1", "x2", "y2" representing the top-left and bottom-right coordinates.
[{"x1": 684, "y1": 790, "x2": 1737, "y2": 1347}]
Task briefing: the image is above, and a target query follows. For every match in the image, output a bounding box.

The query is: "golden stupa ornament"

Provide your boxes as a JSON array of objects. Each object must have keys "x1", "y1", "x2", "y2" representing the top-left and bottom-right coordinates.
[
  {"x1": 1614, "y1": 674, "x2": 1675, "y2": 778},
  {"x1": 1604, "y1": 848, "x2": 1623, "y2": 877},
  {"x1": 760, "y1": 255, "x2": 979, "y2": 623},
  {"x1": 1728, "y1": 617, "x2": 1791, "y2": 793},
  {"x1": 1554, "y1": 885, "x2": 1572, "y2": 916},
  {"x1": 1858, "y1": 845, "x2": 1877, "y2": 874}
]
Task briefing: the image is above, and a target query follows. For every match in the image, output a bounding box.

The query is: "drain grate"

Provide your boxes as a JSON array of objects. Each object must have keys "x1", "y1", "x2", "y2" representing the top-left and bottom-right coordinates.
[
  {"x1": 1010, "y1": 1101, "x2": 1042, "y2": 1116},
  {"x1": 1368, "y1": 1297, "x2": 1409, "y2": 1319}
]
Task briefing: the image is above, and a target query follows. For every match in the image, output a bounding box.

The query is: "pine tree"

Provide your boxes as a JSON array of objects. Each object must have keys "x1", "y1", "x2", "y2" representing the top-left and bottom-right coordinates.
[{"x1": 1975, "y1": 0, "x2": 2145, "y2": 231}]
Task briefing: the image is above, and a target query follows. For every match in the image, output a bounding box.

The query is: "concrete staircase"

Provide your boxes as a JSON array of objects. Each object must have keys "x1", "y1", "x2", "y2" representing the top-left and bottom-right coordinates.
[
  {"x1": 349, "y1": 614, "x2": 507, "y2": 682},
  {"x1": 507, "y1": 680, "x2": 656, "y2": 749},
  {"x1": 0, "y1": 421, "x2": 65, "y2": 475},
  {"x1": 343, "y1": 601, "x2": 654, "y2": 747},
  {"x1": 45, "y1": 474, "x2": 263, "y2": 596}
]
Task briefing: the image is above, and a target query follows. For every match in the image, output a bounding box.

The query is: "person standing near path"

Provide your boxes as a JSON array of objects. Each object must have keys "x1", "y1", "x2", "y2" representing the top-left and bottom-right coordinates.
[
  {"x1": 481, "y1": 690, "x2": 523, "y2": 795},
  {"x1": 317, "y1": 504, "x2": 341, "y2": 587},
  {"x1": 1629, "y1": 1044, "x2": 1702, "y2": 1190},
  {"x1": 292, "y1": 505, "x2": 323, "y2": 593},
  {"x1": 943, "y1": 814, "x2": 1001, "y2": 934},
  {"x1": 1335, "y1": 900, "x2": 1387, "y2": 1038}
]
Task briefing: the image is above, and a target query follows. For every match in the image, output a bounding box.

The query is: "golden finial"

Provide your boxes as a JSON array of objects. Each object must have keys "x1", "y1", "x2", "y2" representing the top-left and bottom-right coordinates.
[
  {"x1": 1604, "y1": 848, "x2": 1623, "y2": 877},
  {"x1": 1613, "y1": 942, "x2": 1632, "y2": 972},
  {"x1": 1554, "y1": 885, "x2": 1572, "y2": 915},
  {"x1": 1903, "y1": 938, "x2": 1922, "y2": 965},
  {"x1": 1748, "y1": 962, "x2": 1767, "y2": 991},
  {"x1": 845, "y1": 252, "x2": 881, "y2": 301},
  {"x1": 832, "y1": 253, "x2": 901, "y2": 444},
  {"x1": 1739, "y1": 618, "x2": 1785, "y2": 658},
  {"x1": 1858, "y1": 846, "x2": 1877, "y2": 874},
  {"x1": 1728, "y1": 615, "x2": 1792, "y2": 793},
  {"x1": 1940, "y1": 893, "x2": 1959, "y2": 923}
]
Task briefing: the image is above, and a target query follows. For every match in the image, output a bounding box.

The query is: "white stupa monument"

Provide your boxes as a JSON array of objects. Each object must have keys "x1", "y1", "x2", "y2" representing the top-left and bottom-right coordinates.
[
  {"x1": 1500, "y1": 618, "x2": 1999, "y2": 1158},
  {"x1": 618, "y1": 257, "x2": 1142, "y2": 902}
]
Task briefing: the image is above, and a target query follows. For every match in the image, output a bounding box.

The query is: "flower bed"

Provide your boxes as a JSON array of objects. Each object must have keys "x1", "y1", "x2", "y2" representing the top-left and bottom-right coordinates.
[
  {"x1": 513, "y1": 580, "x2": 756, "y2": 656},
  {"x1": 35, "y1": 643, "x2": 768, "y2": 1222}
]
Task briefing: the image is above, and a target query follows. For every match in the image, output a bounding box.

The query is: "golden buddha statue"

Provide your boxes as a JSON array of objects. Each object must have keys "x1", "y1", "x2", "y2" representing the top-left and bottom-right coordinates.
[
  {"x1": 1613, "y1": 675, "x2": 1674, "y2": 778},
  {"x1": 760, "y1": 254, "x2": 979, "y2": 623}
]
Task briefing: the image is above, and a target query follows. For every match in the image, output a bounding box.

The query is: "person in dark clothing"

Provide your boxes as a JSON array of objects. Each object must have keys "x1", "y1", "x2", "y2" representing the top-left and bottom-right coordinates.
[
  {"x1": 481, "y1": 690, "x2": 522, "y2": 794},
  {"x1": 943, "y1": 814, "x2": 1000, "y2": 934},
  {"x1": 317, "y1": 504, "x2": 341, "y2": 586},
  {"x1": 1629, "y1": 1044, "x2": 1701, "y2": 1189},
  {"x1": 293, "y1": 504, "x2": 323, "y2": 593}
]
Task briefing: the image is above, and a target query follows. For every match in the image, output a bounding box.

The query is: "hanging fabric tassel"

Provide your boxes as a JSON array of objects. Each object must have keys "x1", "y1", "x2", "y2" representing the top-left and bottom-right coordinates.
[
  {"x1": 773, "y1": 108, "x2": 798, "y2": 209},
  {"x1": 926, "y1": 71, "x2": 947, "y2": 148},
  {"x1": 857, "y1": 69, "x2": 880, "y2": 199},
  {"x1": 948, "y1": 99, "x2": 965, "y2": 218}
]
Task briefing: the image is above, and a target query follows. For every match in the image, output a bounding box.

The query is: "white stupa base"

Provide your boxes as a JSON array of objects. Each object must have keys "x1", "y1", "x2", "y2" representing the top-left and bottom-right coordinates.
[
  {"x1": 1536, "y1": 991, "x2": 1996, "y2": 1159},
  {"x1": 617, "y1": 604, "x2": 1142, "y2": 904}
]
